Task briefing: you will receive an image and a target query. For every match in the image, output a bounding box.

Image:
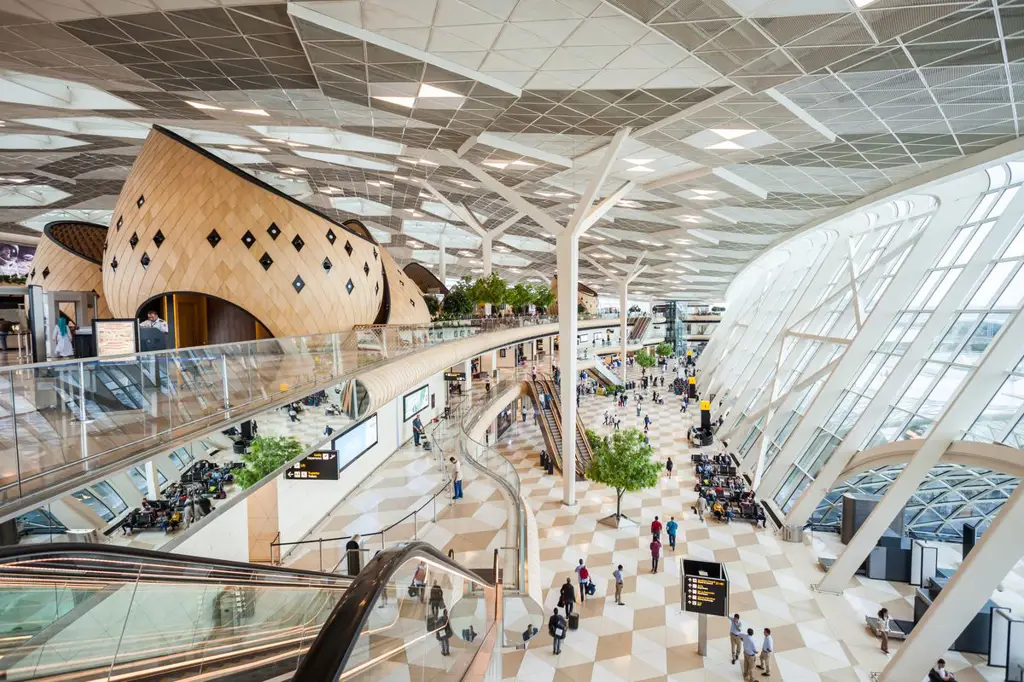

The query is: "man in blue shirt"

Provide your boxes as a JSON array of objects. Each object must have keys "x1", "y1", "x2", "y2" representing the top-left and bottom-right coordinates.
[
  {"x1": 729, "y1": 614, "x2": 744, "y2": 665},
  {"x1": 412, "y1": 415, "x2": 424, "y2": 447},
  {"x1": 666, "y1": 517, "x2": 679, "y2": 551},
  {"x1": 741, "y1": 627, "x2": 758, "y2": 681}
]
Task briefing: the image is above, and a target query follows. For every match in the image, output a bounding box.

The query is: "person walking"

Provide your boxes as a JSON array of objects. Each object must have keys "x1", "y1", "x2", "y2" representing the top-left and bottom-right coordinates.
[
  {"x1": 575, "y1": 559, "x2": 589, "y2": 603},
  {"x1": 548, "y1": 608, "x2": 567, "y2": 654},
  {"x1": 666, "y1": 517, "x2": 678, "y2": 551},
  {"x1": 559, "y1": 577, "x2": 576, "y2": 616},
  {"x1": 666, "y1": 457, "x2": 674, "y2": 476},
  {"x1": 650, "y1": 516, "x2": 662, "y2": 542},
  {"x1": 730, "y1": 614, "x2": 745, "y2": 665},
  {"x1": 449, "y1": 457, "x2": 463, "y2": 500},
  {"x1": 878, "y1": 607, "x2": 891, "y2": 655},
  {"x1": 612, "y1": 564, "x2": 624, "y2": 605},
  {"x1": 758, "y1": 627, "x2": 774, "y2": 677},
  {"x1": 649, "y1": 536, "x2": 662, "y2": 573},
  {"x1": 428, "y1": 580, "x2": 444, "y2": 619},
  {"x1": 742, "y1": 627, "x2": 758, "y2": 681},
  {"x1": 696, "y1": 495, "x2": 707, "y2": 523},
  {"x1": 436, "y1": 608, "x2": 453, "y2": 656}
]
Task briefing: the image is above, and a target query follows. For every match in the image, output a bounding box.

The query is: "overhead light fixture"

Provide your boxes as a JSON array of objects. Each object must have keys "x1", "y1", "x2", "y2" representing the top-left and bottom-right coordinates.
[
  {"x1": 853, "y1": 0, "x2": 879, "y2": 5},
  {"x1": 228, "y1": 144, "x2": 269, "y2": 152},
  {"x1": 0, "y1": 177, "x2": 28, "y2": 183},
  {"x1": 419, "y1": 158, "x2": 438, "y2": 166},
  {"x1": 691, "y1": 195, "x2": 716, "y2": 201},
  {"x1": 710, "y1": 128, "x2": 755, "y2": 140},
  {"x1": 286, "y1": 141, "x2": 309, "y2": 148},
  {"x1": 262, "y1": 137, "x2": 285, "y2": 143},
  {"x1": 373, "y1": 96, "x2": 416, "y2": 108},
  {"x1": 617, "y1": 199, "x2": 642, "y2": 208},
  {"x1": 483, "y1": 161, "x2": 509, "y2": 170},
  {"x1": 407, "y1": 240, "x2": 422, "y2": 248},
  {"x1": 233, "y1": 108, "x2": 269, "y2": 116},
  {"x1": 705, "y1": 140, "x2": 743, "y2": 150},
  {"x1": 280, "y1": 167, "x2": 306, "y2": 175},
  {"x1": 624, "y1": 158, "x2": 653, "y2": 165},
  {"x1": 510, "y1": 159, "x2": 535, "y2": 167},
  {"x1": 418, "y1": 84, "x2": 463, "y2": 98},
  {"x1": 627, "y1": 166, "x2": 654, "y2": 173},
  {"x1": 187, "y1": 101, "x2": 223, "y2": 111},
  {"x1": 691, "y1": 189, "x2": 718, "y2": 195},
  {"x1": 320, "y1": 186, "x2": 343, "y2": 194}
]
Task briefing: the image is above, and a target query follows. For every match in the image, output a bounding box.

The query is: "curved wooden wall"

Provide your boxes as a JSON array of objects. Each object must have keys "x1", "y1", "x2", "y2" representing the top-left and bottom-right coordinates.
[
  {"x1": 380, "y1": 247, "x2": 430, "y2": 325},
  {"x1": 27, "y1": 221, "x2": 111, "y2": 319},
  {"x1": 103, "y1": 126, "x2": 426, "y2": 338}
]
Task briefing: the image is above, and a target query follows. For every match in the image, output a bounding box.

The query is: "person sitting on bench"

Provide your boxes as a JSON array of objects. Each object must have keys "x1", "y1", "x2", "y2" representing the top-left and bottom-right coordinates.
[{"x1": 930, "y1": 659, "x2": 956, "y2": 682}]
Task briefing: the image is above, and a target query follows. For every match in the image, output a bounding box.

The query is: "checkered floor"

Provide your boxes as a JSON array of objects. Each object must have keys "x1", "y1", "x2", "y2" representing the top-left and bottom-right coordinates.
[{"x1": 487, "y1": 364, "x2": 1012, "y2": 682}]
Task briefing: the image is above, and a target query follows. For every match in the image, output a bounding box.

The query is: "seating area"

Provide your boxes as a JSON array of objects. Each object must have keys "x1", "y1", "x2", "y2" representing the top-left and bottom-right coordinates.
[
  {"x1": 121, "y1": 460, "x2": 242, "y2": 535},
  {"x1": 691, "y1": 453, "x2": 767, "y2": 527}
]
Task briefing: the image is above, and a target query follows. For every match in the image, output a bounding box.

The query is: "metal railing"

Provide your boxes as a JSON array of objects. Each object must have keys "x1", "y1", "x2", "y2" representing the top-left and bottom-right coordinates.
[
  {"x1": 270, "y1": 417, "x2": 454, "y2": 572},
  {"x1": 0, "y1": 314, "x2": 616, "y2": 514}
]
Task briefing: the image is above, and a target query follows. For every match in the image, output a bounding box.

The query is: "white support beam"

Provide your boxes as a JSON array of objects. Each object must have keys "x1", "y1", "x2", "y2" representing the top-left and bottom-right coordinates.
[
  {"x1": 419, "y1": 180, "x2": 487, "y2": 236},
  {"x1": 438, "y1": 234, "x2": 446, "y2": 286},
  {"x1": 439, "y1": 149, "x2": 565, "y2": 236},
  {"x1": 878, "y1": 482, "x2": 1024, "y2": 682},
  {"x1": 786, "y1": 331, "x2": 852, "y2": 345},
  {"x1": 457, "y1": 136, "x2": 478, "y2": 158},
  {"x1": 475, "y1": 132, "x2": 573, "y2": 169},
  {"x1": 783, "y1": 184, "x2": 1024, "y2": 528},
  {"x1": 577, "y1": 181, "x2": 634, "y2": 236},
  {"x1": 567, "y1": 128, "x2": 631, "y2": 236},
  {"x1": 489, "y1": 212, "x2": 524, "y2": 239},
  {"x1": 819, "y1": 305, "x2": 1024, "y2": 593},
  {"x1": 557, "y1": 231, "x2": 579, "y2": 506},
  {"x1": 755, "y1": 184, "x2": 983, "y2": 500},
  {"x1": 846, "y1": 239, "x2": 863, "y2": 330}
]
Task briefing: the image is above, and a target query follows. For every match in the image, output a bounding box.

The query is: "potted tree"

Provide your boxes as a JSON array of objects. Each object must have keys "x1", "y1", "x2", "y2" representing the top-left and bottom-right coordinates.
[
  {"x1": 235, "y1": 435, "x2": 305, "y2": 488},
  {"x1": 586, "y1": 428, "x2": 660, "y2": 528}
]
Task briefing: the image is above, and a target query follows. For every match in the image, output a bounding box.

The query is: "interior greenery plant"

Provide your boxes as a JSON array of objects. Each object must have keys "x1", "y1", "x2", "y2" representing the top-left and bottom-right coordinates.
[
  {"x1": 586, "y1": 428, "x2": 660, "y2": 525},
  {"x1": 655, "y1": 342, "x2": 673, "y2": 358},
  {"x1": 235, "y1": 435, "x2": 305, "y2": 489},
  {"x1": 634, "y1": 349, "x2": 657, "y2": 369}
]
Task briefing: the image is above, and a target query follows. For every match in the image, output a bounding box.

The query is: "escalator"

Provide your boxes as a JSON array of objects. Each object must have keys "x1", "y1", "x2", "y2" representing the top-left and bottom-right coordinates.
[
  {"x1": 524, "y1": 377, "x2": 591, "y2": 479},
  {"x1": 588, "y1": 361, "x2": 622, "y2": 388},
  {"x1": 0, "y1": 542, "x2": 500, "y2": 682},
  {"x1": 629, "y1": 315, "x2": 651, "y2": 342}
]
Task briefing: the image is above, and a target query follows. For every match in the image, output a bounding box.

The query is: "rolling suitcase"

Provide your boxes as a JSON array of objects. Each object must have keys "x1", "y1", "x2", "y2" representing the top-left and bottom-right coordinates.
[{"x1": 568, "y1": 613, "x2": 579, "y2": 630}]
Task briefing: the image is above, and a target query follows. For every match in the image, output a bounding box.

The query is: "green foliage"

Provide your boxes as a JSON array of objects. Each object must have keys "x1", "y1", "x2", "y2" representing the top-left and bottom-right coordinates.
[
  {"x1": 235, "y1": 435, "x2": 305, "y2": 489},
  {"x1": 473, "y1": 273, "x2": 508, "y2": 306},
  {"x1": 634, "y1": 349, "x2": 657, "y2": 369},
  {"x1": 425, "y1": 294, "x2": 441, "y2": 319},
  {"x1": 506, "y1": 283, "x2": 534, "y2": 313},
  {"x1": 530, "y1": 284, "x2": 555, "y2": 312},
  {"x1": 441, "y1": 277, "x2": 475, "y2": 318},
  {"x1": 655, "y1": 342, "x2": 673, "y2": 358},
  {"x1": 586, "y1": 428, "x2": 660, "y2": 519},
  {"x1": 0, "y1": 275, "x2": 26, "y2": 285}
]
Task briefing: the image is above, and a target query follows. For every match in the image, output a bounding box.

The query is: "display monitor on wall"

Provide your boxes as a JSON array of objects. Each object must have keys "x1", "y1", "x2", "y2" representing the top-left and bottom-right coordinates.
[
  {"x1": 331, "y1": 413, "x2": 378, "y2": 473},
  {"x1": 403, "y1": 385, "x2": 429, "y2": 421}
]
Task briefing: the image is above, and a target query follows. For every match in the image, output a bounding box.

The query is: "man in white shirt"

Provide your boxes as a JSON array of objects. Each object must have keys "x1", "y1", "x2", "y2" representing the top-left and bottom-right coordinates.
[
  {"x1": 757, "y1": 627, "x2": 773, "y2": 676},
  {"x1": 729, "y1": 614, "x2": 744, "y2": 665},
  {"x1": 140, "y1": 310, "x2": 168, "y2": 333},
  {"x1": 741, "y1": 627, "x2": 758, "y2": 682},
  {"x1": 448, "y1": 457, "x2": 463, "y2": 500},
  {"x1": 933, "y1": 659, "x2": 956, "y2": 681}
]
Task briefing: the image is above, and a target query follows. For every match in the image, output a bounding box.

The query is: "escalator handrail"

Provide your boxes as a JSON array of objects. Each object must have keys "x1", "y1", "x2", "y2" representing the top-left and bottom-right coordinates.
[
  {"x1": 293, "y1": 541, "x2": 492, "y2": 682},
  {"x1": 0, "y1": 542, "x2": 349, "y2": 583}
]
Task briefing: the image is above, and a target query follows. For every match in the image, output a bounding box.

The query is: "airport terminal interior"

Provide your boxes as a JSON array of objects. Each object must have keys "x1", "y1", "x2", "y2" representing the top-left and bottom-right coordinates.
[{"x1": 2, "y1": 0, "x2": 1024, "y2": 680}]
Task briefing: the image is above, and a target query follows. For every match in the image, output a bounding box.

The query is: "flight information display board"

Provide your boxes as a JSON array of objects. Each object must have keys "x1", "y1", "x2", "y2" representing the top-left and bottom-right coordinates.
[
  {"x1": 683, "y1": 574, "x2": 729, "y2": 616},
  {"x1": 682, "y1": 558, "x2": 729, "y2": 617},
  {"x1": 285, "y1": 450, "x2": 339, "y2": 480}
]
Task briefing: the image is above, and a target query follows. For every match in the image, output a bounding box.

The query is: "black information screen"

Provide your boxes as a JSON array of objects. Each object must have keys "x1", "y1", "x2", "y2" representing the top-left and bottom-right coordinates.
[
  {"x1": 286, "y1": 450, "x2": 339, "y2": 480},
  {"x1": 683, "y1": 574, "x2": 729, "y2": 617}
]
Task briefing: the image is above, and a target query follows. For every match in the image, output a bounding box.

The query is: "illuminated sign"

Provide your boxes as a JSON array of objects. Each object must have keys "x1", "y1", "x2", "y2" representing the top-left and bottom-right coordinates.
[
  {"x1": 286, "y1": 450, "x2": 338, "y2": 480},
  {"x1": 686, "y1": 350, "x2": 693, "y2": 356},
  {"x1": 688, "y1": 376, "x2": 696, "y2": 385},
  {"x1": 444, "y1": 371, "x2": 466, "y2": 382},
  {"x1": 682, "y1": 559, "x2": 729, "y2": 617},
  {"x1": 684, "y1": 575, "x2": 729, "y2": 616},
  {"x1": 700, "y1": 400, "x2": 711, "y2": 411}
]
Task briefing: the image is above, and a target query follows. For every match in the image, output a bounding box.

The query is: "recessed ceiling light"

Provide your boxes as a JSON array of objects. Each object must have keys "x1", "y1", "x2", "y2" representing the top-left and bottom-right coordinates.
[
  {"x1": 710, "y1": 128, "x2": 755, "y2": 140},
  {"x1": 0, "y1": 177, "x2": 28, "y2": 183},
  {"x1": 627, "y1": 166, "x2": 654, "y2": 173},
  {"x1": 286, "y1": 141, "x2": 309, "y2": 148},
  {"x1": 617, "y1": 199, "x2": 642, "y2": 208},
  {"x1": 374, "y1": 96, "x2": 416, "y2": 108},
  {"x1": 418, "y1": 84, "x2": 463, "y2": 98},
  {"x1": 483, "y1": 161, "x2": 509, "y2": 170},
  {"x1": 510, "y1": 159, "x2": 535, "y2": 167},
  {"x1": 691, "y1": 195, "x2": 716, "y2": 201},
  {"x1": 624, "y1": 158, "x2": 653, "y2": 165},
  {"x1": 419, "y1": 158, "x2": 438, "y2": 166},
  {"x1": 262, "y1": 137, "x2": 285, "y2": 143},
  {"x1": 407, "y1": 240, "x2": 422, "y2": 248},
  {"x1": 234, "y1": 108, "x2": 269, "y2": 116},
  {"x1": 554, "y1": 192, "x2": 573, "y2": 198},
  {"x1": 691, "y1": 189, "x2": 718, "y2": 195},
  {"x1": 187, "y1": 101, "x2": 223, "y2": 111},
  {"x1": 280, "y1": 167, "x2": 306, "y2": 175},
  {"x1": 853, "y1": 0, "x2": 878, "y2": 6},
  {"x1": 705, "y1": 140, "x2": 743, "y2": 150}
]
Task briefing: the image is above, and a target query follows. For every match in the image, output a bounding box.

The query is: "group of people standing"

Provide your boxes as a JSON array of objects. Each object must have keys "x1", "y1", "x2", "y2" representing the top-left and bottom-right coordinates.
[{"x1": 730, "y1": 614, "x2": 775, "y2": 680}]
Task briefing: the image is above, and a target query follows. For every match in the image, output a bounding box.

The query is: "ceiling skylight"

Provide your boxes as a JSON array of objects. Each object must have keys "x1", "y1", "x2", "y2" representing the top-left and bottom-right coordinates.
[
  {"x1": 19, "y1": 208, "x2": 112, "y2": 231},
  {"x1": 0, "y1": 134, "x2": 86, "y2": 150},
  {"x1": 331, "y1": 197, "x2": 391, "y2": 216},
  {"x1": 17, "y1": 116, "x2": 150, "y2": 139},
  {"x1": 249, "y1": 125, "x2": 403, "y2": 155},
  {"x1": 294, "y1": 150, "x2": 396, "y2": 172},
  {"x1": 0, "y1": 184, "x2": 71, "y2": 207},
  {"x1": 0, "y1": 71, "x2": 141, "y2": 110}
]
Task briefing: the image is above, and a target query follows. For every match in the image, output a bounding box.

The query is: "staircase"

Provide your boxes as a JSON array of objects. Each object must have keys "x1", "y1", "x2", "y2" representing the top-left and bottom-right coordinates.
[
  {"x1": 526, "y1": 377, "x2": 592, "y2": 479},
  {"x1": 629, "y1": 315, "x2": 651, "y2": 342}
]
